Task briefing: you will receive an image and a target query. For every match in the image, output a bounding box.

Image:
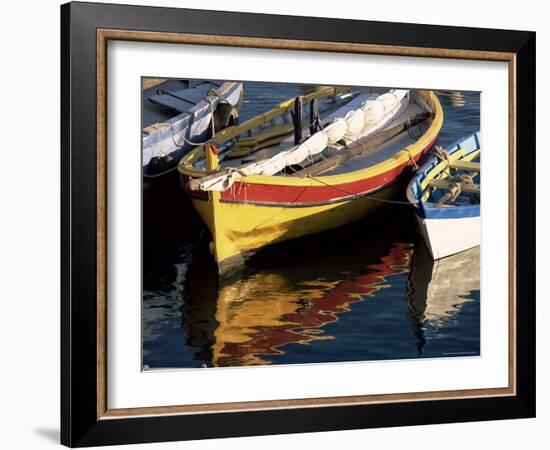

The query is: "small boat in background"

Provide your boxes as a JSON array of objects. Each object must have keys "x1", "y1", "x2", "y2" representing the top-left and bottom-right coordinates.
[
  {"x1": 179, "y1": 88, "x2": 443, "y2": 275},
  {"x1": 406, "y1": 131, "x2": 481, "y2": 260},
  {"x1": 142, "y1": 80, "x2": 243, "y2": 178}
]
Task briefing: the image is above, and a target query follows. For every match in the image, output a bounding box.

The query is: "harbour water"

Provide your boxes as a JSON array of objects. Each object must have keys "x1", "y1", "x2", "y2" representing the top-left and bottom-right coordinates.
[{"x1": 142, "y1": 83, "x2": 481, "y2": 369}]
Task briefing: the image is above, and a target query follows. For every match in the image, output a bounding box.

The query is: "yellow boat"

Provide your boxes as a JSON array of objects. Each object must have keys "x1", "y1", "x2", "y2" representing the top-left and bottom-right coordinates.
[{"x1": 178, "y1": 88, "x2": 443, "y2": 275}]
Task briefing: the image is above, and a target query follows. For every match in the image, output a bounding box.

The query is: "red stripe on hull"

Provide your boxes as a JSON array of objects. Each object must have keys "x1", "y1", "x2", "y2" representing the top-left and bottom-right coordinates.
[{"x1": 220, "y1": 137, "x2": 437, "y2": 204}]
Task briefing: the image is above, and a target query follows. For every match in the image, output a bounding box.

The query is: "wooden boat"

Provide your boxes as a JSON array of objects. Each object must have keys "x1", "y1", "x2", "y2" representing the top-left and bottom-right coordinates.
[
  {"x1": 142, "y1": 80, "x2": 243, "y2": 178},
  {"x1": 179, "y1": 88, "x2": 443, "y2": 275},
  {"x1": 406, "y1": 131, "x2": 480, "y2": 260}
]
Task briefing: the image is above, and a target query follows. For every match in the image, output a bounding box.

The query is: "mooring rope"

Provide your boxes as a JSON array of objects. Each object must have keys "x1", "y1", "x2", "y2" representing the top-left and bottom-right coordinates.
[
  {"x1": 168, "y1": 97, "x2": 218, "y2": 148},
  {"x1": 404, "y1": 148, "x2": 419, "y2": 170},
  {"x1": 306, "y1": 175, "x2": 418, "y2": 205},
  {"x1": 151, "y1": 87, "x2": 230, "y2": 151}
]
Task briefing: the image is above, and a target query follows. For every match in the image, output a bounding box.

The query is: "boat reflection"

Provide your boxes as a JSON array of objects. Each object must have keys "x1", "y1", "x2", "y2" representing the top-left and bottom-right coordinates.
[
  {"x1": 436, "y1": 90, "x2": 466, "y2": 108},
  {"x1": 181, "y1": 215, "x2": 415, "y2": 367},
  {"x1": 406, "y1": 244, "x2": 480, "y2": 354},
  {"x1": 211, "y1": 243, "x2": 412, "y2": 366}
]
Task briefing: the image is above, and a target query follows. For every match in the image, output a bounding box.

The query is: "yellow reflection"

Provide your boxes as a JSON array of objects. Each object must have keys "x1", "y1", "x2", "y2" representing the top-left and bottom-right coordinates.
[{"x1": 211, "y1": 243, "x2": 413, "y2": 367}]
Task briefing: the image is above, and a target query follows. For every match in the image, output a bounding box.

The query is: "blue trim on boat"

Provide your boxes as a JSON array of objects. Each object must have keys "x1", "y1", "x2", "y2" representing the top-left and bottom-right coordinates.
[{"x1": 419, "y1": 203, "x2": 480, "y2": 219}]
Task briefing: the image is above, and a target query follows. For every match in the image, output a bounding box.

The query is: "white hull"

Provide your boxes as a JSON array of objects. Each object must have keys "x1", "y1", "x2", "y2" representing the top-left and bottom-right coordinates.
[{"x1": 417, "y1": 215, "x2": 480, "y2": 260}]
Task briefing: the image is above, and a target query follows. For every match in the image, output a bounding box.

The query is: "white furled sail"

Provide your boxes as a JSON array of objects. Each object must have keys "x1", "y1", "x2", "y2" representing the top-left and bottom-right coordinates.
[{"x1": 196, "y1": 89, "x2": 410, "y2": 192}]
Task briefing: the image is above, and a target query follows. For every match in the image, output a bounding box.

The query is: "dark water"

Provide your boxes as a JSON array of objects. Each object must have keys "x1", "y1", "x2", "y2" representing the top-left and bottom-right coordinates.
[{"x1": 142, "y1": 84, "x2": 480, "y2": 369}]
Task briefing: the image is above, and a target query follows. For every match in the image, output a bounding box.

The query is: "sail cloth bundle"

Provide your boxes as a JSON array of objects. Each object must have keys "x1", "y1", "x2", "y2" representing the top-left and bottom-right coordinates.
[{"x1": 192, "y1": 89, "x2": 410, "y2": 192}]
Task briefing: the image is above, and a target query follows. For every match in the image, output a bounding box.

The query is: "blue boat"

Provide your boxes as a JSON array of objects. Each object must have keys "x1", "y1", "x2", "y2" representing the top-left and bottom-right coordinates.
[
  {"x1": 142, "y1": 80, "x2": 243, "y2": 178},
  {"x1": 406, "y1": 131, "x2": 481, "y2": 259}
]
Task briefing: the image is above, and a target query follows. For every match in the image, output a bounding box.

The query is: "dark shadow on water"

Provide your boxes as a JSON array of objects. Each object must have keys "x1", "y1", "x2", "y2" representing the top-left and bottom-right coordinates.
[{"x1": 143, "y1": 171, "x2": 202, "y2": 287}]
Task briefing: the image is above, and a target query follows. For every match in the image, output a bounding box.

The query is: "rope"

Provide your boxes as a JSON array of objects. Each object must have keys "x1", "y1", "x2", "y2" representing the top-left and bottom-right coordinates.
[
  {"x1": 169, "y1": 98, "x2": 217, "y2": 147},
  {"x1": 433, "y1": 145, "x2": 449, "y2": 163},
  {"x1": 342, "y1": 135, "x2": 368, "y2": 155},
  {"x1": 153, "y1": 88, "x2": 228, "y2": 151},
  {"x1": 404, "y1": 148, "x2": 419, "y2": 170},
  {"x1": 406, "y1": 116, "x2": 423, "y2": 140},
  {"x1": 432, "y1": 145, "x2": 453, "y2": 177},
  {"x1": 306, "y1": 175, "x2": 417, "y2": 205},
  {"x1": 227, "y1": 167, "x2": 250, "y2": 177},
  {"x1": 145, "y1": 93, "x2": 225, "y2": 179},
  {"x1": 437, "y1": 182, "x2": 462, "y2": 205}
]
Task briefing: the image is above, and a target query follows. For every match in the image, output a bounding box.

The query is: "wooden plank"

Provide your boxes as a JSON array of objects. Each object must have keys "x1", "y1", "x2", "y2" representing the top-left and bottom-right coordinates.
[
  {"x1": 449, "y1": 160, "x2": 481, "y2": 171},
  {"x1": 226, "y1": 123, "x2": 294, "y2": 157},
  {"x1": 419, "y1": 149, "x2": 464, "y2": 191},
  {"x1": 428, "y1": 179, "x2": 480, "y2": 193}
]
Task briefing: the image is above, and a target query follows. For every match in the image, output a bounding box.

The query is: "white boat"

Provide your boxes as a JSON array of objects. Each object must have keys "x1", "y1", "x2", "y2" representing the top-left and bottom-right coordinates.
[
  {"x1": 142, "y1": 80, "x2": 244, "y2": 178},
  {"x1": 406, "y1": 131, "x2": 480, "y2": 260}
]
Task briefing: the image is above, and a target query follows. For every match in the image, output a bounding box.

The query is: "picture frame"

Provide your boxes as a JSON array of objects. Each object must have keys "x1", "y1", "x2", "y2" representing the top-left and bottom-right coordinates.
[{"x1": 61, "y1": 1, "x2": 536, "y2": 447}]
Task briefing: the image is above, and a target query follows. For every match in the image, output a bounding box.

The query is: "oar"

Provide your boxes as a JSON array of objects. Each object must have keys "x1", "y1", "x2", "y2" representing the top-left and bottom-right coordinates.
[{"x1": 290, "y1": 112, "x2": 432, "y2": 177}]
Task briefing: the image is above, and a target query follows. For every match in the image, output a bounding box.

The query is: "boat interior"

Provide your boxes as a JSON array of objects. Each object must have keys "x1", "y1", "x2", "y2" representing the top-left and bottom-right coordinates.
[
  {"x1": 415, "y1": 138, "x2": 481, "y2": 208},
  {"x1": 191, "y1": 89, "x2": 434, "y2": 178},
  {"x1": 426, "y1": 155, "x2": 481, "y2": 207}
]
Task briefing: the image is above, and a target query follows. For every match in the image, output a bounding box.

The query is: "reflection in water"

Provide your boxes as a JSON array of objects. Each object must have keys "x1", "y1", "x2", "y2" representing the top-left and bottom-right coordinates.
[
  {"x1": 209, "y1": 243, "x2": 411, "y2": 367},
  {"x1": 407, "y1": 245, "x2": 480, "y2": 356},
  {"x1": 437, "y1": 90, "x2": 466, "y2": 108},
  {"x1": 173, "y1": 207, "x2": 417, "y2": 367},
  {"x1": 143, "y1": 208, "x2": 481, "y2": 368},
  {"x1": 144, "y1": 205, "x2": 481, "y2": 368}
]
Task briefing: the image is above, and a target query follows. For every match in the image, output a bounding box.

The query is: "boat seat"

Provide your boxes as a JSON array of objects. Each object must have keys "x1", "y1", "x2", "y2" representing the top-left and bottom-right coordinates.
[
  {"x1": 448, "y1": 160, "x2": 480, "y2": 171},
  {"x1": 428, "y1": 179, "x2": 480, "y2": 193},
  {"x1": 226, "y1": 123, "x2": 295, "y2": 158}
]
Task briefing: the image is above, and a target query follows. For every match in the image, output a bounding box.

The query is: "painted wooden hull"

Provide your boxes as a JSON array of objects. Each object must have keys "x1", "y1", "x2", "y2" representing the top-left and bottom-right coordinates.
[
  {"x1": 143, "y1": 81, "x2": 243, "y2": 178},
  {"x1": 191, "y1": 181, "x2": 405, "y2": 273},
  {"x1": 407, "y1": 131, "x2": 481, "y2": 260},
  {"x1": 416, "y1": 214, "x2": 480, "y2": 260},
  {"x1": 186, "y1": 91, "x2": 443, "y2": 274}
]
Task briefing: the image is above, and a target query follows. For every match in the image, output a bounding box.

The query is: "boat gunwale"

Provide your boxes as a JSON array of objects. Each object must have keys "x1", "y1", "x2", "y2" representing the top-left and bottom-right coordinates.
[{"x1": 183, "y1": 134, "x2": 437, "y2": 205}]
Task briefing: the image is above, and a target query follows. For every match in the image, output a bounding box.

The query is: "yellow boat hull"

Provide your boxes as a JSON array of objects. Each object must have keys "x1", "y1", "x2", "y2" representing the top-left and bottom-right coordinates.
[{"x1": 192, "y1": 183, "x2": 402, "y2": 274}]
